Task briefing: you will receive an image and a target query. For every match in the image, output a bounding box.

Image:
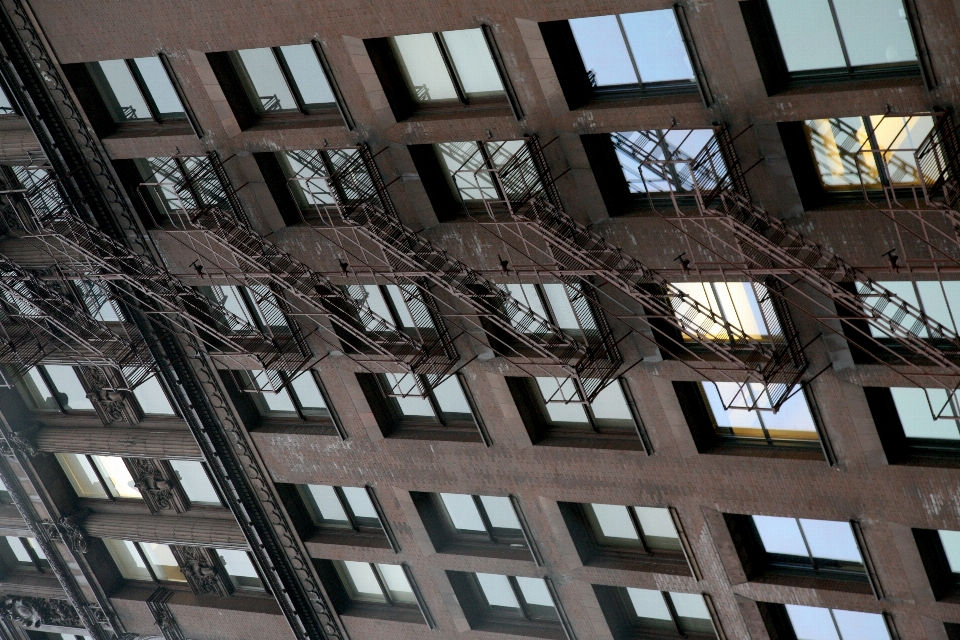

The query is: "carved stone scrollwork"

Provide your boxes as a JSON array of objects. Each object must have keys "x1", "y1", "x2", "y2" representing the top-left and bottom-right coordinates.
[
  {"x1": 170, "y1": 546, "x2": 233, "y2": 597},
  {"x1": 124, "y1": 458, "x2": 189, "y2": 514},
  {"x1": 0, "y1": 428, "x2": 39, "y2": 459},
  {"x1": 0, "y1": 595, "x2": 82, "y2": 629},
  {"x1": 77, "y1": 366, "x2": 143, "y2": 426},
  {"x1": 40, "y1": 508, "x2": 90, "y2": 554},
  {"x1": 146, "y1": 588, "x2": 185, "y2": 640}
]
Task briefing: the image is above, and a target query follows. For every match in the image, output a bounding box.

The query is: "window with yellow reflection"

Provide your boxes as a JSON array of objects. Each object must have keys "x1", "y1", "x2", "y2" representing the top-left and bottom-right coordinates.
[
  {"x1": 672, "y1": 282, "x2": 779, "y2": 342},
  {"x1": 700, "y1": 382, "x2": 819, "y2": 445},
  {"x1": 56, "y1": 453, "x2": 142, "y2": 500},
  {"x1": 803, "y1": 115, "x2": 935, "y2": 190},
  {"x1": 103, "y1": 539, "x2": 186, "y2": 583}
]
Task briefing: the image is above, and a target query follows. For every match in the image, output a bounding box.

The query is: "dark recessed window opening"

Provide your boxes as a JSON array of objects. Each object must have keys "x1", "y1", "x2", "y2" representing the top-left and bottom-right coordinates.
[
  {"x1": 865, "y1": 385, "x2": 960, "y2": 466},
  {"x1": 17, "y1": 365, "x2": 94, "y2": 413},
  {"x1": 0, "y1": 535, "x2": 49, "y2": 573},
  {"x1": 357, "y1": 372, "x2": 485, "y2": 443},
  {"x1": 594, "y1": 585, "x2": 719, "y2": 639},
  {"x1": 758, "y1": 602, "x2": 891, "y2": 639},
  {"x1": 207, "y1": 43, "x2": 348, "y2": 130},
  {"x1": 913, "y1": 527, "x2": 960, "y2": 601},
  {"x1": 726, "y1": 514, "x2": 874, "y2": 594},
  {"x1": 740, "y1": 0, "x2": 922, "y2": 94},
  {"x1": 412, "y1": 492, "x2": 535, "y2": 561},
  {"x1": 88, "y1": 58, "x2": 186, "y2": 124},
  {"x1": 581, "y1": 128, "x2": 720, "y2": 215},
  {"x1": 559, "y1": 502, "x2": 693, "y2": 575},
  {"x1": 540, "y1": 9, "x2": 703, "y2": 110},
  {"x1": 506, "y1": 377, "x2": 645, "y2": 450},
  {"x1": 316, "y1": 559, "x2": 428, "y2": 624},
  {"x1": 674, "y1": 380, "x2": 824, "y2": 457},
  {"x1": 271, "y1": 147, "x2": 365, "y2": 223},
  {"x1": 447, "y1": 571, "x2": 567, "y2": 639}
]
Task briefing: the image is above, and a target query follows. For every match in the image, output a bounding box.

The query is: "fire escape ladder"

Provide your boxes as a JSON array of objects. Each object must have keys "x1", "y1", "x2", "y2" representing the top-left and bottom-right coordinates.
[
  {"x1": 320, "y1": 145, "x2": 619, "y2": 399},
  {"x1": 150, "y1": 153, "x2": 454, "y2": 381},
  {"x1": 491, "y1": 136, "x2": 804, "y2": 410},
  {"x1": 686, "y1": 126, "x2": 960, "y2": 374}
]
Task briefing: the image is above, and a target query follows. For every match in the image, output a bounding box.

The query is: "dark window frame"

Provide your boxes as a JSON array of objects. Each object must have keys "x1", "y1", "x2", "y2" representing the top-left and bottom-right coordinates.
[
  {"x1": 593, "y1": 584, "x2": 720, "y2": 640},
  {"x1": 913, "y1": 527, "x2": 960, "y2": 602},
  {"x1": 18, "y1": 365, "x2": 94, "y2": 415},
  {"x1": 315, "y1": 559, "x2": 430, "y2": 625},
  {"x1": 739, "y1": 0, "x2": 928, "y2": 96},
  {"x1": 538, "y1": 7, "x2": 709, "y2": 111},
  {"x1": 0, "y1": 535, "x2": 49, "y2": 573},
  {"x1": 864, "y1": 386, "x2": 960, "y2": 468}
]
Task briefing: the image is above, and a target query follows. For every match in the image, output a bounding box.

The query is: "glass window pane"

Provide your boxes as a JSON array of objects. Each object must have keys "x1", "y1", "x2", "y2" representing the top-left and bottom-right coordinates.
[
  {"x1": 785, "y1": 604, "x2": 841, "y2": 640},
  {"x1": 103, "y1": 538, "x2": 152, "y2": 581},
  {"x1": 940, "y1": 530, "x2": 960, "y2": 573},
  {"x1": 440, "y1": 28, "x2": 504, "y2": 98},
  {"x1": 277, "y1": 44, "x2": 335, "y2": 107},
  {"x1": 516, "y1": 577, "x2": 553, "y2": 607},
  {"x1": 141, "y1": 542, "x2": 185, "y2": 582},
  {"x1": 806, "y1": 118, "x2": 878, "y2": 189},
  {"x1": 25, "y1": 537, "x2": 45, "y2": 561},
  {"x1": 381, "y1": 373, "x2": 435, "y2": 417},
  {"x1": 766, "y1": 0, "x2": 846, "y2": 72},
  {"x1": 542, "y1": 284, "x2": 580, "y2": 331},
  {"x1": 569, "y1": 15, "x2": 638, "y2": 86},
  {"x1": 341, "y1": 486, "x2": 378, "y2": 521},
  {"x1": 833, "y1": 0, "x2": 916, "y2": 67},
  {"x1": 342, "y1": 561, "x2": 385, "y2": 600},
  {"x1": 627, "y1": 588, "x2": 671, "y2": 620},
  {"x1": 752, "y1": 515, "x2": 808, "y2": 556},
  {"x1": 437, "y1": 141, "x2": 496, "y2": 201},
  {"x1": 251, "y1": 370, "x2": 297, "y2": 413},
  {"x1": 217, "y1": 548, "x2": 262, "y2": 589},
  {"x1": 590, "y1": 503, "x2": 639, "y2": 540},
  {"x1": 673, "y1": 282, "x2": 770, "y2": 340},
  {"x1": 0, "y1": 85, "x2": 13, "y2": 114},
  {"x1": 377, "y1": 563, "x2": 416, "y2": 602},
  {"x1": 476, "y1": 572, "x2": 519, "y2": 608},
  {"x1": 21, "y1": 367, "x2": 57, "y2": 411},
  {"x1": 43, "y1": 365, "x2": 93, "y2": 411},
  {"x1": 237, "y1": 48, "x2": 297, "y2": 111},
  {"x1": 762, "y1": 387, "x2": 819, "y2": 437},
  {"x1": 479, "y1": 495, "x2": 521, "y2": 530},
  {"x1": 589, "y1": 381, "x2": 633, "y2": 422},
  {"x1": 92, "y1": 455, "x2": 141, "y2": 499},
  {"x1": 133, "y1": 375, "x2": 175, "y2": 415},
  {"x1": 536, "y1": 377, "x2": 589, "y2": 424},
  {"x1": 670, "y1": 592, "x2": 710, "y2": 619},
  {"x1": 890, "y1": 387, "x2": 960, "y2": 439},
  {"x1": 620, "y1": 10, "x2": 694, "y2": 83},
  {"x1": 169, "y1": 460, "x2": 221, "y2": 506},
  {"x1": 304, "y1": 484, "x2": 349, "y2": 523},
  {"x1": 915, "y1": 279, "x2": 960, "y2": 332},
  {"x1": 440, "y1": 492, "x2": 485, "y2": 531},
  {"x1": 833, "y1": 609, "x2": 890, "y2": 639},
  {"x1": 392, "y1": 33, "x2": 458, "y2": 103},
  {"x1": 799, "y1": 519, "x2": 862, "y2": 563},
  {"x1": 98, "y1": 59, "x2": 151, "y2": 121},
  {"x1": 431, "y1": 376, "x2": 471, "y2": 415},
  {"x1": 5, "y1": 536, "x2": 31, "y2": 563},
  {"x1": 131, "y1": 57, "x2": 184, "y2": 117},
  {"x1": 289, "y1": 373, "x2": 327, "y2": 411},
  {"x1": 384, "y1": 285, "x2": 417, "y2": 328},
  {"x1": 633, "y1": 507, "x2": 678, "y2": 539},
  {"x1": 56, "y1": 453, "x2": 108, "y2": 499}
]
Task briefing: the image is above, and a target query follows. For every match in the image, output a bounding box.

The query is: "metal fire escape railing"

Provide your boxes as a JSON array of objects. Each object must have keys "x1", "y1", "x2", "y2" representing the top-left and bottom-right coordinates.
[
  {"x1": 141, "y1": 153, "x2": 457, "y2": 393},
  {"x1": 633, "y1": 123, "x2": 960, "y2": 389},
  {"x1": 0, "y1": 169, "x2": 301, "y2": 389},
  {"x1": 293, "y1": 145, "x2": 621, "y2": 403},
  {"x1": 457, "y1": 136, "x2": 803, "y2": 411}
]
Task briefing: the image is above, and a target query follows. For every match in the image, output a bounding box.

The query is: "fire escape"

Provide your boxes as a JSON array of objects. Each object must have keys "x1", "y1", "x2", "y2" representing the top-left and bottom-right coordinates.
[
  {"x1": 285, "y1": 146, "x2": 621, "y2": 403},
  {"x1": 442, "y1": 137, "x2": 805, "y2": 411},
  {"x1": 620, "y1": 121, "x2": 960, "y2": 398}
]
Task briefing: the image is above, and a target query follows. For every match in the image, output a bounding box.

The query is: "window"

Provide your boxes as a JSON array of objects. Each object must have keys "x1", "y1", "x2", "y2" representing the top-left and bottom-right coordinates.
[
  {"x1": 336, "y1": 561, "x2": 415, "y2": 604},
  {"x1": 540, "y1": 9, "x2": 702, "y2": 109},
  {"x1": 412, "y1": 492, "x2": 534, "y2": 561},
  {"x1": 276, "y1": 147, "x2": 364, "y2": 216},
  {"x1": 803, "y1": 115, "x2": 934, "y2": 192},
  {"x1": 673, "y1": 281, "x2": 779, "y2": 341},
  {"x1": 0, "y1": 82, "x2": 15, "y2": 115},
  {"x1": 435, "y1": 139, "x2": 526, "y2": 206},
  {"x1": 103, "y1": 539, "x2": 186, "y2": 583},
  {"x1": 295, "y1": 484, "x2": 387, "y2": 541},
  {"x1": 87, "y1": 57, "x2": 186, "y2": 124},
  {"x1": 913, "y1": 528, "x2": 960, "y2": 601},
  {"x1": 217, "y1": 548, "x2": 263, "y2": 590},
  {"x1": 19, "y1": 365, "x2": 94, "y2": 412},
  {"x1": 776, "y1": 604, "x2": 890, "y2": 639},
  {"x1": 169, "y1": 460, "x2": 222, "y2": 506},
  {"x1": 725, "y1": 514, "x2": 874, "y2": 593},
  {"x1": 858, "y1": 279, "x2": 960, "y2": 338},
  {"x1": 697, "y1": 382, "x2": 820, "y2": 447},
  {"x1": 131, "y1": 372, "x2": 177, "y2": 416},
  {"x1": 559, "y1": 502, "x2": 692, "y2": 575},
  {"x1": 74, "y1": 280, "x2": 122, "y2": 323},
  {"x1": 506, "y1": 377, "x2": 644, "y2": 450},
  {"x1": 500, "y1": 283, "x2": 600, "y2": 341},
  {"x1": 1, "y1": 536, "x2": 48, "y2": 571},
  {"x1": 318, "y1": 559, "x2": 429, "y2": 624},
  {"x1": 56, "y1": 453, "x2": 141, "y2": 500},
  {"x1": 345, "y1": 283, "x2": 440, "y2": 337},
  {"x1": 357, "y1": 372, "x2": 483, "y2": 442},
  {"x1": 244, "y1": 370, "x2": 330, "y2": 420},
  {"x1": 594, "y1": 586, "x2": 717, "y2": 639},
  {"x1": 367, "y1": 27, "x2": 515, "y2": 120},
  {"x1": 447, "y1": 571, "x2": 568, "y2": 639},
  {"x1": 864, "y1": 385, "x2": 960, "y2": 465}
]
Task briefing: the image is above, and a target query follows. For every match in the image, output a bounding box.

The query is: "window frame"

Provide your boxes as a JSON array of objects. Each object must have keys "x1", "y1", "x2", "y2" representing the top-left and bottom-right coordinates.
[
  {"x1": 865, "y1": 385, "x2": 960, "y2": 467},
  {"x1": 318, "y1": 559, "x2": 431, "y2": 625},
  {"x1": 101, "y1": 538, "x2": 187, "y2": 586},
  {"x1": 0, "y1": 535, "x2": 49, "y2": 573},
  {"x1": 740, "y1": 0, "x2": 927, "y2": 95},
  {"x1": 913, "y1": 527, "x2": 960, "y2": 601},
  {"x1": 18, "y1": 365, "x2": 94, "y2": 414},
  {"x1": 593, "y1": 584, "x2": 720, "y2": 639},
  {"x1": 756, "y1": 601, "x2": 893, "y2": 640}
]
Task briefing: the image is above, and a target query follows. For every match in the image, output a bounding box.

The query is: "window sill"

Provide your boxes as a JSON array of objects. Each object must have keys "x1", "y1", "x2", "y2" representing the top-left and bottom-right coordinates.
[
  {"x1": 244, "y1": 111, "x2": 346, "y2": 132},
  {"x1": 888, "y1": 450, "x2": 960, "y2": 469},
  {"x1": 701, "y1": 440, "x2": 826, "y2": 461},
  {"x1": 340, "y1": 601, "x2": 425, "y2": 625},
  {"x1": 752, "y1": 570, "x2": 873, "y2": 595},
  {"x1": 254, "y1": 419, "x2": 340, "y2": 438},
  {"x1": 470, "y1": 617, "x2": 566, "y2": 640},
  {"x1": 575, "y1": 86, "x2": 702, "y2": 112},
  {"x1": 104, "y1": 120, "x2": 195, "y2": 139},
  {"x1": 533, "y1": 429, "x2": 645, "y2": 451},
  {"x1": 401, "y1": 102, "x2": 513, "y2": 123},
  {"x1": 436, "y1": 539, "x2": 533, "y2": 562},
  {"x1": 771, "y1": 69, "x2": 923, "y2": 97},
  {"x1": 305, "y1": 528, "x2": 392, "y2": 551},
  {"x1": 584, "y1": 550, "x2": 691, "y2": 577},
  {"x1": 382, "y1": 422, "x2": 485, "y2": 444}
]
